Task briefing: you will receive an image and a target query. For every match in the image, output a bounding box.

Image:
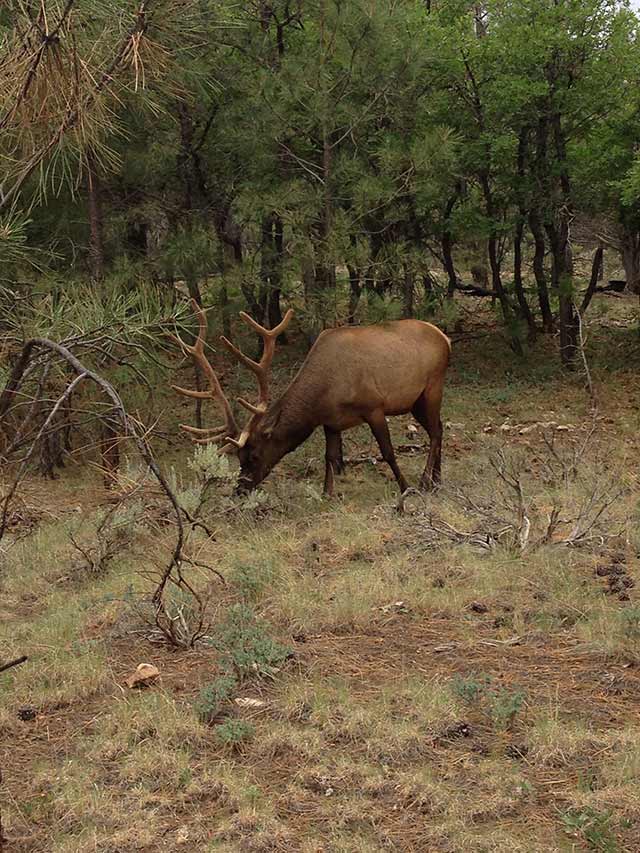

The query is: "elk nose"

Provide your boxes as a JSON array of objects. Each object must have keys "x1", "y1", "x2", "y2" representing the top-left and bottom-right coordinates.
[{"x1": 234, "y1": 476, "x2": 252, "y2": 496}]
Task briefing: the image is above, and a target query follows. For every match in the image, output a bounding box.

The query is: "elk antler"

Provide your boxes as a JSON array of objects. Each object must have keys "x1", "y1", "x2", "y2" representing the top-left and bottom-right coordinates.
[
  {"x1": 169, "y1": 299, "x2": 240, "y2": 446},
  {"x1": 220, "y1": 309, "x2": 294, "y2": 417}
]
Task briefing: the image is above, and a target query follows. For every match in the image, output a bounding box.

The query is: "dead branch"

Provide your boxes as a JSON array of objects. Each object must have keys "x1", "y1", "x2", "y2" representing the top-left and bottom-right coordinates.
[
  {"x1": 0, "y1": 336, "x2": 201, "y2": 645},
  {"x1": 0, "y1": 655, "x2": 28, "y2": 674}
]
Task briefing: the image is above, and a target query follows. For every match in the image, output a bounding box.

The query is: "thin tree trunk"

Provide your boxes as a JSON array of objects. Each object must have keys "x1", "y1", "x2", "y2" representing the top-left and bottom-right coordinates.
[
  {"x1": 347, "y1": 264, "x2": 361, "y2": 323},
  {"x1": 259, "y1": 213, "x2": 274, "y2": 323},
  {"x1": 441, "y1": 232, "x2": 458, "y2": 297},
  {"x1": 621, "y1": 229, "x2": 640, "y2": 294},
  {"x1": 514, "y1": 127, "x2": 536, "y2": 340},
  {"x1": 402, "y1": 264, "x2": 415, "y2": 318},
  {"x1": 86, "y1": 149, "x2": 104, "y2": 282},
  {"x1": 529, "y1": 212, "x2": 554, "y2": 333},
  {"x1": 267, "y1": 215, "x2": 285, "y2": 333},
  {"x1": 513, "y1": 219, "x2": 536, "y2": 341},
  {"x1": 546, "y1": 220, "x2": 578, "y2": 367},
  {"x1": 579, "y1": 246, "x2": 604, "y2": 316},
  {"x1": 549, "y1": 111, "x2": 578, "y2": 367},
  {"x1": 479, "y1": 174, "x2": 523, "y2": 355}
]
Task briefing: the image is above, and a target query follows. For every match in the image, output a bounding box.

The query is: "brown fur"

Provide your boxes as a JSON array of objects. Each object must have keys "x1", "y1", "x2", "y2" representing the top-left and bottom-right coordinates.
[{"x1": 237, "y1": 319, "x2": 451, "y2": 495}]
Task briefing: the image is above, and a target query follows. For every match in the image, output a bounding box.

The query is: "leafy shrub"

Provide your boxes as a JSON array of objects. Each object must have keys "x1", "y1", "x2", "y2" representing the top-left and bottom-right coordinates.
[
  {"x1": 561, "y1": 807, "x2": 620, "y2": 852},
  {"x1": 230, "y1": 557, "x2": 276, "y2": 602},
  {"x1": 214, "y1": 718, "x2": 255, "y2": 747},
  {"x1": 451, "y1": 673, "x2": 525, "y2": 730},
  {"x1": 210, "y1": 604, "x2": 292, "y2": 680},
  {"x1": 194, "y1": 674, "x2": 238, "y2": 723}
]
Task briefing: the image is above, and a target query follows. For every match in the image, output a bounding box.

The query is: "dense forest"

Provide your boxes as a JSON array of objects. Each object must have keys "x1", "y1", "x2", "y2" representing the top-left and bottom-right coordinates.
[
  {"x1": 1, "y1": 2, "x2": 640, "y2": 852},
  {"x1": 2, "y1": 0, "x2": 640, "y2": 353}
]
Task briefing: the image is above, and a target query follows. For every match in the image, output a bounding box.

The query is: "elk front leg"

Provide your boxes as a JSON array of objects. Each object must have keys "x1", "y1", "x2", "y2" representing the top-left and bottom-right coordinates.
[
  {"x1": 365, "y1": 411, "x2": 409, "y2": 493},
  {"x1": 323, "y1": 426, "x2": 343, "y2": 496}
]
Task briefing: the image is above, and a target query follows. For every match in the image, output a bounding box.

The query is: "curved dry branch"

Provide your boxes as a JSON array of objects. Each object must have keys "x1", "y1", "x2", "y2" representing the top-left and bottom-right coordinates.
[{"x1": 0, "y1": 336, "x2": 184, "y2": 625}]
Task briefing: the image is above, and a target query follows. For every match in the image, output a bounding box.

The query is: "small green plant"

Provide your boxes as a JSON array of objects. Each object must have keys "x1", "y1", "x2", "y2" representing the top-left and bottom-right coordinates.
[
  {"x1": 561, "y1": 807, "x2": 620, "y2": 852},
  {"x1": 230, "y1": 557, "x2": 276, "y2": 602},
  {"x1": 451, "y1": 673, "x2": 491, "y2": 704},
  {"x1": 194, "y1": 674, "x2": 238, "y2": 723},
  {"x1": 188, "y1": 443, "x2": 234, "y2": 482},
  {"x1": 214, "y1": 718, "x2": 255, "y2": 746},
  {"x1": 210, "y1": 604, "x2": 292, "y2": 680},
  {"x1": 618, "y1": 608, "x2": 640, "y2": 639},
  {"x1": 450, "y1": 674, "x2": 525, "y2": 730},
  {"x1": 489, "y1": 687, "x2": 525, "y2": 731}
]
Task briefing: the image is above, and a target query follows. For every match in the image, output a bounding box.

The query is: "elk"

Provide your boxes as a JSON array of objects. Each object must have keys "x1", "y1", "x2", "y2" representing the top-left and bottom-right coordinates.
[{"x1": 171, "y1": 300, "x2": 450, "y2": 496}]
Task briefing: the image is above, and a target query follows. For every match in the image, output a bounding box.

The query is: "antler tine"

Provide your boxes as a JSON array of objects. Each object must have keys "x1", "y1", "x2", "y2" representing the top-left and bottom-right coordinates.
[
  {"x1": 221, "y1": 308, "x2": 294, "y2": 407},
  {"x1": 170, "y1": 299, "x2": 240, "y2": 444}
]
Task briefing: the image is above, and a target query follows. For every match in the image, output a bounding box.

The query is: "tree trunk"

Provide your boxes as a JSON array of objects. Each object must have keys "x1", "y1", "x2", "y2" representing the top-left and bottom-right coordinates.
[
  {"x1": 579, "y1": 246, "x2": 604, "y2": 316},
  {"x1": 528, "y1": 212, "x2": 554, "y2": 333},
  {"x1": 479, "y1": 174, "x2": 523, "y2": 355},
  {"x1": 441, "y1": 231, "x2": 458, "y2": 297},
  {"x1": 513, "y1": 219, "x2": 536, "y2": 341},
  {"x1": 259, "y1": 213, "x2": 274, "y2": 323},
  {"x1": 267, "y1": 214, "x2": 285, "y2": 332},
  {"x1": 546, "y1": 220, "x2": 578, "y2": 367},
  {"x1": 513, "y1": 126, "x2": 536, "y2": 340},
  {"x1": 549, "y1": 110, "x2": 578, "y2": 367},
  {"x1": 402, "y1": 265, "x2": 415, "y2": 318},
  {"x1": 621, "y1": 229, "x2": 640, "y2": 294},
  {"x1": 86, "y1": 149, "x2": 104, "y2": 282},
  {"x1": 347, "y1": 264, "x2": 361, "y2": 323}
]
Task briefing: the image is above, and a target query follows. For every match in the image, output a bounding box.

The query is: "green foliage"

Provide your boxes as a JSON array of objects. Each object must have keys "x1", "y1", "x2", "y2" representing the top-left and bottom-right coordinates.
[
  {"x1": 451, "y1": 673, "x2": 525, "y2": 730},
  {"x1": 210, "y1": 604, "x2": 292, "y2": 680},
  {"x1": 561, "y1": 807, "x2": 620, "y2": 852},
  {"x1": 213, "y1": 718, "x2": 255, "y2": 747},
  {"x1": 451, "y1": 673, "x2": 491, "y2": 705},
  {"x1": 230, "y1": 558, "x2": 276, "y2": 603},
  {"x1": 195, "y1": 675, "x2": 239, "y2": 723},
  {"x1": 188, "y1": 444, "x2": 234, "y2": 483},
  {"x1": 489, "y1": 687, "x2": 526, "y2": 732},
  {"x1": 618, "y1": 608, "x2": 640, "y2": 640}
]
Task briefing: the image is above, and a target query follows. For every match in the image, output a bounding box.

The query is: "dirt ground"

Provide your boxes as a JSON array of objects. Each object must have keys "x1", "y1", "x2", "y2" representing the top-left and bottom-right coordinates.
[{"x1": 1, "y1": 291, "x2": 639, "y2": 852}]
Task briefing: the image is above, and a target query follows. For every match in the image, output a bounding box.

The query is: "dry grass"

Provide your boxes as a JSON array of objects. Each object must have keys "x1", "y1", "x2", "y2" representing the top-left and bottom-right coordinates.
[{"x1": 1, "y1": 293, "x2": 639, "y2": 852}]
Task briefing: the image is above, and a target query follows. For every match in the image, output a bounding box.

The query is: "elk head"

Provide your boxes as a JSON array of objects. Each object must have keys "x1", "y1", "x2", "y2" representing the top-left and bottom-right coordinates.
[{"x1": 170, "y1": 300, "x2": 293, "y2": 493}]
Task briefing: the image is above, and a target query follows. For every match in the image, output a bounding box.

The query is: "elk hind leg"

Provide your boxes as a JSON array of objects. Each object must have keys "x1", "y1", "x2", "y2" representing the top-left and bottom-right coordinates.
[
  {"x1": 365, "y1": 410, "x2": 409, "y2": 493},
  {"x1": 323, "y1": 426, "x2": 343, "y2": 496},
  {"x1": 412, "y1": 385, "x2": 443, "y2": 491}
]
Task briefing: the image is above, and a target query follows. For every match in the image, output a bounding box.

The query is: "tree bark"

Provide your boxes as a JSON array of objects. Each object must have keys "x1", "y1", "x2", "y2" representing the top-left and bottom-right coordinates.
[
  {"x1": 579, "y1": 246, "x2": 604, "y2": 316},
  {"x1": 86, "y1": 149, "x2": 104, "y2": 282},
  {"x1": 528, "y1": 212, "x2": 554, "y2": 332},
  {"x1": 621, "y1": 229, "x2": 640, "y2": 294},
  {"x1": 479, "y1": 173, "x2": 523, "y2": 355},
  {"x1": 513, "y1": 218, "x2": 536, "y2": 341},
  {"x1": 267, "y1": 214, "x2": 285, "y2": 332},
  {"x1": 402, "y1": 265, "x2": 415, "y2": 318},
  {"x1": 347, "y1": 264, "x2": 361, "y2": 323}
]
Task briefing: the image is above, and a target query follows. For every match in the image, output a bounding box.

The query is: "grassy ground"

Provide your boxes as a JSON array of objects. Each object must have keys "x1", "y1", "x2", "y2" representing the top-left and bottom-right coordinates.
[{"x1": 1, "y1": 291, "x2": 639, "y2": 852}]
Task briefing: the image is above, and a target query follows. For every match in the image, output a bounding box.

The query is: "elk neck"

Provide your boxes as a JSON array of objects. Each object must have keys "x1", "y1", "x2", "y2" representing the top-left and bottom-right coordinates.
[{"x1": 262, "y1": 375, "x2": 318, "y2": 456}]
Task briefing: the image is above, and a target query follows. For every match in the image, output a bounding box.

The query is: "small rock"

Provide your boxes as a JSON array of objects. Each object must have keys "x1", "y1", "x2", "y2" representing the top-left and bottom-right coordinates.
[
  {"x1": 125, "y1": 663, "x2": 160, "y2": 689},
  {"x1": 380, "y1": 600, "x2": 410, "y2": 615},
  {"x1": 234, "y1": 697, "x2": 266, "y2": 709},
  {"x1": 17, "y1": 707, "x2": 37, "y2": 722}
]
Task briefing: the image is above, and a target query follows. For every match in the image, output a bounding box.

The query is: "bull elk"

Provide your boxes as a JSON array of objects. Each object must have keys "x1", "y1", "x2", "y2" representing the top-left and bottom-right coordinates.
[{"x1": 171, "y1": 301, "x2": 450, "y2": 496}]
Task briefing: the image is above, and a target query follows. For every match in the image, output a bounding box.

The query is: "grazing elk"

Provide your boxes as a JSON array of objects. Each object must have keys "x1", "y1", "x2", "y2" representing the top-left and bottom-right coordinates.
[{"x1": 171, "y1": 301, "x2": 450, "y2": 496}]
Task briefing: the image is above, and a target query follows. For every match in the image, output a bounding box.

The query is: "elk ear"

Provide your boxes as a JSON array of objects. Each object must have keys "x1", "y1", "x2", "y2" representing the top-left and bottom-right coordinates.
[{"x1": 261, "y1": 409, "x2": 280, "y2": 439}]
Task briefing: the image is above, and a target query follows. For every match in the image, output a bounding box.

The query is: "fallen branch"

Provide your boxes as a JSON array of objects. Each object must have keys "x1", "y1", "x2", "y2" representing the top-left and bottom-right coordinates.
[{"x1": 0, "y1": 655, "x2": 28, "y2": 674}]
